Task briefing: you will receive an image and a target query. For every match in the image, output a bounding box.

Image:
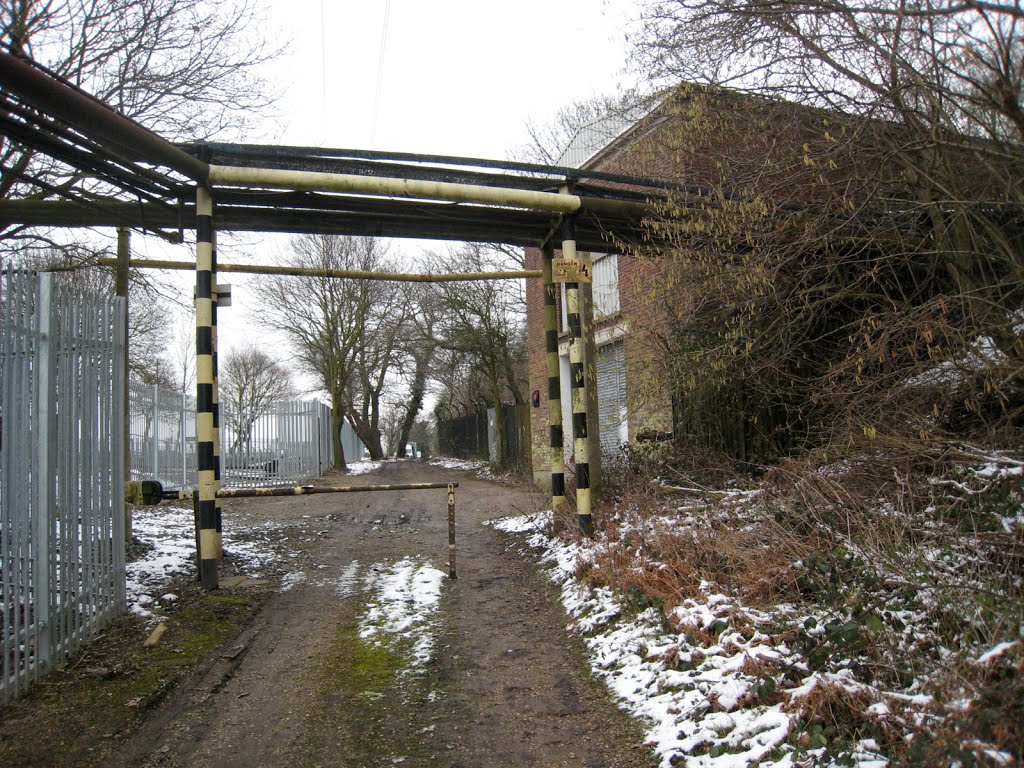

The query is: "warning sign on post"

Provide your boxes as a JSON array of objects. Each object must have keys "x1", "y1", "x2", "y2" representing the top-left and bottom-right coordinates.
[{"x1": 552, "y1": 256, "x2": 592, "y2": 283}]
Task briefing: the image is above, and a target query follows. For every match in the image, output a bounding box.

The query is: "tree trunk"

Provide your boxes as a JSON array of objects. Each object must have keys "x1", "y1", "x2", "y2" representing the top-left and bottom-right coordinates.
[
  {"x1": 331, "y1": 398, "x2": 347, "y2": 470},
  {"x1": 347, "y1": 406, "x2": 385, "y2": 460},
  {"x1": 396, "y1": 354, "x2": 430, "y2": 458},
  {"x1": 490, "y1": 375, "x2": 505, "y2": 467}
]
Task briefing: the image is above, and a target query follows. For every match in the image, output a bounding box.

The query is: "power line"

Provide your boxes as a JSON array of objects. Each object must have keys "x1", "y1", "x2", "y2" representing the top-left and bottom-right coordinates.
[
  {"x1": 320, "y1": 0, "x2": 327, "y2": 143},
  {"x1": 369, "y1": 0, "x2": 392, "y2": 148}
]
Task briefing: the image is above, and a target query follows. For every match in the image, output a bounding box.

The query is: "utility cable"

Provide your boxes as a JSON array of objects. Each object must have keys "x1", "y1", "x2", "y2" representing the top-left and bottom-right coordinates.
[{"x1": 369, "y1": 0, "x2": 392, "y2": 148}]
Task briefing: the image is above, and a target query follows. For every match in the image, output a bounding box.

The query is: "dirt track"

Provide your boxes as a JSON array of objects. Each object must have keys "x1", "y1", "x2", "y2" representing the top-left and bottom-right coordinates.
[{"x1": 114, "y1": 461, "x2": 654, "y2": 768}]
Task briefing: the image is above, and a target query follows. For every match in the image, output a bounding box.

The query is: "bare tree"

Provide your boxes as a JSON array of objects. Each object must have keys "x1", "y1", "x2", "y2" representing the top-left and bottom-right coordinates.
[
  {"x1": 344, "y1": 271, "x2": 411, "y2": 461},
  {"x1": 1, "y1": 0, "x2": 282, "y2": 251},
  {"x1": 171, "y1": 306, "x2": 196, "y2": 395},
  {"x1": 16, "y1": 245, "x2": 176, "y2": 384},
  {"x1": 391, "y1": 282, "x2": 439, "y2": 458},
  {"x1": 219, "y1": 344, "x2": 294, "y2": 456},
  {"x1": 254, "y1": 234, "x2": 390, "y2": 470},
  {"x1": 623, "y1": 2, "x2": 1024, "y2": 461},
  {"x1": 516, "y1": 92, "x2": 647, "y2": 166},
  {"x1": 425, "y1": 243, "x2": 528, "y2": 466}
]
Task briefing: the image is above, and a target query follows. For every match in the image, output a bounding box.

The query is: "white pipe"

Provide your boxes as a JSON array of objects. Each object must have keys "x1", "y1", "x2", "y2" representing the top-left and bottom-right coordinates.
[{"x1": 207, "y1": 165, "x2": 583, "y2": 214}]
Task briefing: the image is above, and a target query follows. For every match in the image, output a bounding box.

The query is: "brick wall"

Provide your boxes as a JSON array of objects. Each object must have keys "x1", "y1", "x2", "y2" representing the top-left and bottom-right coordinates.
[
  {"x1": 617, "y1": 255, "x2": 675, "y2": 438},
  {"x1": 523, "y1": 86, "x2": 914, "y2": 483}
]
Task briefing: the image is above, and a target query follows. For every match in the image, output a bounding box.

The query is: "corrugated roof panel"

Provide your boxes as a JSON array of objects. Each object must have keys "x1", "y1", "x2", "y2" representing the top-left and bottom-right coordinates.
[{"x1": 555, "y1": 105, "x2": 654, "y2": 169}]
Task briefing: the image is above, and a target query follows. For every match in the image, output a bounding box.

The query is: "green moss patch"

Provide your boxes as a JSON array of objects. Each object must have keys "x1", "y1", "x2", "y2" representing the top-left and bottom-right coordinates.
[
  {"x1": 0, "y1": 587, "x2": 265, "y2": 768},
  {"x1": 302, "y1": 623, "x2": 447, "y2": 766}
]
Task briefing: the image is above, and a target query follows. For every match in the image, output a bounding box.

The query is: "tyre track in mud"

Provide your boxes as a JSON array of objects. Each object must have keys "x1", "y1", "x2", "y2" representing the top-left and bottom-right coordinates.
[{"x1": 115, "y1": 461, "x2": 654, "y2": 768}]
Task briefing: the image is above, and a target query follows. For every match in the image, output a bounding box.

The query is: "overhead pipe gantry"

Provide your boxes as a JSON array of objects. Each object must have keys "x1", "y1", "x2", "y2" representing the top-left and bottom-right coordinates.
[{"x1": 0, "y1": 48, "x2": 669, "y2": 587}]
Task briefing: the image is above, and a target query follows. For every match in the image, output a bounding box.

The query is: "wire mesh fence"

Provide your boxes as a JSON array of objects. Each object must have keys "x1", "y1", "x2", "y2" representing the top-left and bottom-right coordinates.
[
  {"x1": 436, "y1": 404, "x2": 529, "y2": 469},
  {"x1": 1, "y1": 270, "x2": 126, "y2": 704}
]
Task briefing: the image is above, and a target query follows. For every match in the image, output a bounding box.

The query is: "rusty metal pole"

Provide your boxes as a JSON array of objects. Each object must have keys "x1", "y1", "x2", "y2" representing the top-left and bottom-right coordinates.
[
  {"x1": 93, "y1": 257, "x2": 540, "y2": 283},
  {"x1": 447, "y1": 483, "x2": 457, "y2": 579}
]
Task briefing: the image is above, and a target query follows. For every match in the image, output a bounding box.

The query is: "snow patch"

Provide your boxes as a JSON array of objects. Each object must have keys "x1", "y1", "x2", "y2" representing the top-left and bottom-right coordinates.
[
  {"x1": 127, "y1": 505, "x2": 285, "y2": 620},
  {"x1": 347, "y1": 460, "x2": 382, "y2": 476},
  {"x1": 493, "y1": 511, "x2": 900, "y2": 768},
  {"x1": 359, "y1": 557, "x2": 446, "y2": 671}
]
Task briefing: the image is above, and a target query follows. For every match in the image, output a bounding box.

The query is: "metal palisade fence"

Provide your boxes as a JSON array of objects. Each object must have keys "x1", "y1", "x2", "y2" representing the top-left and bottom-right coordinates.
[
  {"x1": 1, "y1": 270, "x2": 126, "y2": 703},
  {"x1": 129, "y1": 383, "x2": 334, "y2": 489},
  {"x1": 437, "y1": 404, "x2": 529, "y2": 468}
]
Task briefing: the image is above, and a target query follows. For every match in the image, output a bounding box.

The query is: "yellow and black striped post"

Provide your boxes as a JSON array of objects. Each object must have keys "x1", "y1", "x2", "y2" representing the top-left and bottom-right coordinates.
[
  {"x1": 211, "y1": 229, "x2": 223, "y2": 560},
  {"x1": 195, "y1": 186, "x2": 218, "y2": 590},
  {"x1": 561, "y1": 217, "x2": 594, "y2": 537},
  {"x1": 541, "y1": 242, "x2": 566, "y2": 523}
]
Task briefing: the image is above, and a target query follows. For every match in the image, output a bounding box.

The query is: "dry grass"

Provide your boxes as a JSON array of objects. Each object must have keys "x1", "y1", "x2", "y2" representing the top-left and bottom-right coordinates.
[
  {"x1": 786, "y1": 681, "x2": 875, "y2": 729},
  {"x1": 556, "y1": 441, "x2": 1024, "y2": 763},
  {"x1": 581, "y1": 479, "x2": 817, "y2": 612}
]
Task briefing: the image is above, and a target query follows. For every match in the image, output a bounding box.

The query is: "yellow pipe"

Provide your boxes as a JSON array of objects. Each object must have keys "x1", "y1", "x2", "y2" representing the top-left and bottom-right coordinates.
[
  {"x1": 97, "y1": 257, "x2": 540, "y2": 282},
  {"x1": 208, "y1": 164, "x2": 583, "y2": 214}
]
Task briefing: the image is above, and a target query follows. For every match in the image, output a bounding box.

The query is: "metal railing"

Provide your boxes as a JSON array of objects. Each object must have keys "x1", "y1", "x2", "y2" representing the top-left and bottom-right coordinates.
[
  {"x1": 220, "y1": 398, "x2": 334, "y2": 487},
  {"x1": 129, "y1": 383, "x2": 335, "y2": 489},
  {"x1": 1, "y1": 270, "x2": 126, "y2": 703},
  {"x1": 437, "y1": 406, "x2": 489, "y2": 461},
  {"x1": 437, "y1": 404, "x2": 529, "y2": 468},
  {"x1": 128, "y1": 381, "x2": 196, "y2": 488}
]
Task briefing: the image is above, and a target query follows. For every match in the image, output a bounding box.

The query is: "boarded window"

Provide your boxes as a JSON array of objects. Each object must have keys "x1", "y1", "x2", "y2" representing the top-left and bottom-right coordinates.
[
  {"x1": 592, "y1": 253, "x2": 620, "y2": 318},
  {"x1": 559, "y1": 252, "x2": 619, "y2": 331},
  {"x1": 596, "y1": 339, "x2": 628, "y2": 461}
]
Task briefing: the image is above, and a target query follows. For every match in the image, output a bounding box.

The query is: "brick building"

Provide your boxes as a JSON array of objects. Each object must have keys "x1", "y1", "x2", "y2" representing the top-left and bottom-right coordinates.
[
  {"x1": 525, "y1": 86, "x2": 937, "y2": 485},
  {"x1": 524, "y1": 106, "x2": 680, "y2": 485}
]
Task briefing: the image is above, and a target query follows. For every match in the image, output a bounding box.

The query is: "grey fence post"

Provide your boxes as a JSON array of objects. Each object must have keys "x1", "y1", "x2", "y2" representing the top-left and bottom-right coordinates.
[
  {"x1": 181, "y1": 390, "x2": 188, "y2": 488},
  {"x1": 112, "y1": 295, "x2": 127, "y2": 611},
  {"x1": 150, "y1": 383, "x2": 159, "y2": 482},
  {"x1": 32, "y1": 272, "x2": 54, "y2": 677}
]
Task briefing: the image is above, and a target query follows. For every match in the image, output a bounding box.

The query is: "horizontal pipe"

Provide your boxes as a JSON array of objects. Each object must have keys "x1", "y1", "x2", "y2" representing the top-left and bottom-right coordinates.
[
  {"x1": 0, "y1": 52, "x2": 209, "y2": 182},
  {"x1": 97, "y1": 257, "x2": 541, "y2": 282},
  {"x1": 167, "y1": 482, "x2": 460, "y2": 500},
  {"x1": 208, "y1": 164, "x2": 584, "y2": 213},
  {"x1": 0, "y1": 199, "x2": 576, "y2": 247},
  {"x1": 187, "y1": 141, "x2": 689, "y2": 195}
]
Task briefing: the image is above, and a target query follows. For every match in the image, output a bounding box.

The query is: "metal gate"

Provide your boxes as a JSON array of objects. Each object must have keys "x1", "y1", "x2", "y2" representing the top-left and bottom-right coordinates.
[
  {"x1": 596, "y1": 339, "x2": 628, "y2": 461},
  {"x1": 128, "y1": 384, "x2": 336, "y2": 489},
  {"x1": 1, "y1": 270, "x2": 126, "y2": 703}
]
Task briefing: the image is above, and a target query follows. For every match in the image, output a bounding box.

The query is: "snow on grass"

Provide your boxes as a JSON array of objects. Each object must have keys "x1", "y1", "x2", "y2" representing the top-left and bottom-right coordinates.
[
  {"x1": 976, "y1": 640, "x2": 1020, "y2": 665},
  {"x1": 428, "y1": 456, "x2": 510, "y2": 482},
  {"x1": 359, "y1": 557, "x2": 446, "y2": 671},
  {"x1": 429, "y1": 457, "x2": 487, "y2": 473},
  {"x1": 127, "y1": 505, "x2": 285, "y2": 620},
  {"x1": 347, "y1": 460, "x2": 382, "y2": 476},
  {"x1": 493, "y1": 511, "x2": 897, "y2": 768},
  {"x1": 127, "y1": 505, "x2": 197, "y2": 619},
  {"x1": 273, "y1": 556, "x2": 446, "y2": 674}
]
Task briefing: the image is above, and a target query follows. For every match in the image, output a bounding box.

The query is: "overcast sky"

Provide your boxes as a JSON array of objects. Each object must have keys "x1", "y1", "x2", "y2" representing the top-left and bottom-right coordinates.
[
  {"x1": 138, "y1": 0, "x2": 643, "y2": 377},
  {"x1": 266, "y1": 0, "x2": 640, "y2": 155}
]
